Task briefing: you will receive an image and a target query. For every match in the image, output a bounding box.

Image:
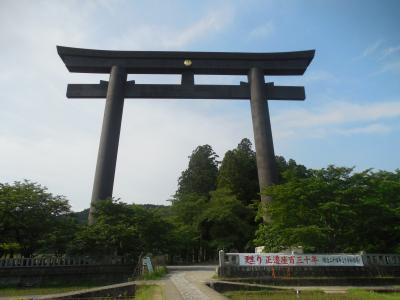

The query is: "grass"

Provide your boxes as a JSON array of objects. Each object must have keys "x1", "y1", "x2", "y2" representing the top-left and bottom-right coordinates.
[
  {"x1": 348, "y1": 289, "x2": 400, "y2": 300},
  {"x1": 0, "y1": 268, "x2": 168, "y2": 298},
  {"x1": 223, "y1": 289, "x2": 400, "y2": 300},
  {"x1": 0, "y1": 285, "x2": 99, "y2": 297},
  {"x1": 141, "y1": 266, "x2": 168, "y2": 280},
  {"x1": 134, "y1": 285, "x2": 163, "y2": 300},
  {"x1": 0, "y1": 280, "x2": 114, "y2": 297}
]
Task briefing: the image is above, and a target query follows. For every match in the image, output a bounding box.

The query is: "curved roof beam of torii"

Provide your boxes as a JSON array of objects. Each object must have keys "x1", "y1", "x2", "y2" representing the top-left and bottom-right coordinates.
[{"x1": 57, "y1": 46, "x2": 315, "y2": 75}]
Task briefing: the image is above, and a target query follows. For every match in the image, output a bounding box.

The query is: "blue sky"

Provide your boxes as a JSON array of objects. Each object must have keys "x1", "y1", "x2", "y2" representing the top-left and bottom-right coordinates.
[{"x1": 0, "y1": 0, "x2": 399, "y2": 211}]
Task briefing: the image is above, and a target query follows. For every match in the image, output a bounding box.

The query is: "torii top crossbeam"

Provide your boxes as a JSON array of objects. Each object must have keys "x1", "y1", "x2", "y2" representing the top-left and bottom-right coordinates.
[
  {"x1": 57, "y1": 46, "x2": 314, "y2": 75},
  {"x1": 57, "y1": 46, "x2": 315, "y2": 224}
]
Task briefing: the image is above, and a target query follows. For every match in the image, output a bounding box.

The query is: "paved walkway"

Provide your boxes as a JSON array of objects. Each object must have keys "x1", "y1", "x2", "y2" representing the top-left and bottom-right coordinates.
[
  {"x1": 168, "y1": 270, "x2": 228, "y2": 300},
  {"x1": 134, "y1": 265, "x2": 226, "y2": 300}
]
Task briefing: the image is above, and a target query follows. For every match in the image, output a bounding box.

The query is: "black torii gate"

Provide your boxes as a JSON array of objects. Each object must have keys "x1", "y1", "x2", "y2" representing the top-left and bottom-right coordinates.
[{"x1": 57, "y1": 46, "x2": 314, "y2": 224}]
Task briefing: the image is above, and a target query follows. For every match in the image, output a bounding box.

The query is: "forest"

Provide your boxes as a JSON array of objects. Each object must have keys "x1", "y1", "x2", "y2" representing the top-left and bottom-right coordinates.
[{"x1": 1, "y1": 138, "x2": 399, "y2": 261}]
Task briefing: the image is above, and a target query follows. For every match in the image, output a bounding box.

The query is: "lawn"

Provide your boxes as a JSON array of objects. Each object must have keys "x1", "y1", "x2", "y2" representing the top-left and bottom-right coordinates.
[
  {"x1": 134, "y1": 285, "x2": 163, "y2": 300},
  {"x1": 141, "y1": 266, "x2": 168, "y2": 280},
  {"x1": 0, "y1": 267, "x2": 167, "y2": 298},
  {"x1": 0, "y1": 284, "x2": 165, "y2": 299},
  {"x1": 0, "y1": 285, "x2": 100, "y2": 297},
  {"x1": 223, "y1": 289, "x2": 400, "y2": 300}
]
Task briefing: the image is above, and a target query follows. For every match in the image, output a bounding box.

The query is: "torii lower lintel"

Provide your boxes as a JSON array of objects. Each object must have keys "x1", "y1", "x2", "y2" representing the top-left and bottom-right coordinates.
[
  {"x1": 66, "y1": 82, "x2": 305, "y2": 100},
  {"x1": 57, "y1": 46, "x2": 315, "y2": 224}
]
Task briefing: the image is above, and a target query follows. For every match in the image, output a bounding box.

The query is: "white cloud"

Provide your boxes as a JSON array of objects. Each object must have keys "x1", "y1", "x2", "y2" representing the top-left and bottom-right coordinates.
[
  {"x1": 107, "y1": 8, "x2": 234, "y2": 50},
  {"x1": 336, "y1": 123, "x2": 391, "y2": 136},
  {"x1": 380, "y1": 45, "x2": 400, "y2": 59},
  {"x1": 248, "y1": 21, "x2": 275, "y2": 40},
  {"x1": 165, "y1": 10, "x2": 233, "y2": 49},
  {"x1": 268, "y1": 69, "x2": 339, "y2": 88},
  {"x1": 356, "y1": 40, "x2": 400, "y2": 74},
  {"x1": 303, "y1": 70, "x2": 337, "y2": 83},
  {"x1": 379, "y1": 59, "x2": 400, "y2": 74},
  {"x1": 360, "y1": 40, "x2": 383, "y2": 58},
  {"x1": 272, "y1": 101, "x2": 400, "y2": 139}
]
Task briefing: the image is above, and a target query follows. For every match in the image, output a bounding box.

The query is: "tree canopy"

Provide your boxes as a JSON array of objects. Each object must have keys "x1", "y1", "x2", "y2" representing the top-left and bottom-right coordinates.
[
  {"x1": 254, "y1": 166, "x2": 400, "y2": 253},
  {"x1": 0, "y1": 180, "x2": 72, "y2": 257},
  {"x1": 217, "y1": 138, "x2": 259, "y2": 206},
  {"x1": 175, "y1": 144, "x2": 219, "y2": 199},
  {"x1": 1, "y1": 140, "x2": 399, "y2": 260}
]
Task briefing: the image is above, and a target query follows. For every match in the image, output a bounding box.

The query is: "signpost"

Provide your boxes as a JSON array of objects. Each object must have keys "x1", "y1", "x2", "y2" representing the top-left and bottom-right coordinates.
[{"x1": 142, "y1": 256, "x2": 154, "y2": 273}]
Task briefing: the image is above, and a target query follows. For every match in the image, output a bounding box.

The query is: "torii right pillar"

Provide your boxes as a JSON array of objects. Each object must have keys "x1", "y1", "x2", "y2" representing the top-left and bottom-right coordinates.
[{"x1": 248, "y1": 67, "x2": 278, "y2": 213}]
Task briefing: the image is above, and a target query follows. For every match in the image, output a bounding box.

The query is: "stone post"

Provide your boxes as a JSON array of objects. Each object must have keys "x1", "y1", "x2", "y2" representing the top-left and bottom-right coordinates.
[
  {"x1": 248, "y1": 67, "x2": 278, "y2": 206},
  {"x1": 89, "y1": 65, "x2": 127, "y2": 225},
  {"x1": 218, "y1": 250, "x2": 225, "y2": 277}
]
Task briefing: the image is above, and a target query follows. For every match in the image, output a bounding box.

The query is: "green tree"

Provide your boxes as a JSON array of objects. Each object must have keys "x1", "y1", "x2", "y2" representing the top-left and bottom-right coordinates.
[
  {"x1": 254, "y1": 166, "x2": 400, "y2": 253},
  {"x1": 275, "y1": 156, "x2": 311, "y2": 183},
  {"x1": 348, "y1": 170, "x2": 400, "y2": 252},
  {"x1": 217, "y1": 139, "x2": 309, "y2": 205},
  {"x1": 171, "y1": 193, "x2": 207, "y2": 225},
  {"x1": 175, "y1": 145, "x2": 219, "y2": 199},
  {"x1": 39, "y1": 215, "x2": 79, "y2": 256},
  {"x1": 170, "y1": 193, "x2": 209, "y2": 262},
  {"x1": 0, "y1": 180, "x2": 71, "y2": 257},
  {"x1": 199, "y1": 188, "x2": 255, "y2": 252},
  {"x1": 171, "y1": 144, "x2": 220, "y2": 262},
  {"x1": 165, "y1": 218, "x2": 201, "y2": 263},
  {"x1": 217, "y1": 138, "x2": 259, "y2": 206},
  {"x1": 69, "y1": 199, "x2": 174, "y2": 258}
]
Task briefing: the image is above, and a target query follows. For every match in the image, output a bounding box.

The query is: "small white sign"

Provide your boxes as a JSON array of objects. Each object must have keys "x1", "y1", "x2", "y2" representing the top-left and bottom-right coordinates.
[
  {"x1": 143, "y1": 256, "x2": 154, "y2": 273},
  {"x1": 237, "y1": 253, "x2": 363, "y2": 267}
]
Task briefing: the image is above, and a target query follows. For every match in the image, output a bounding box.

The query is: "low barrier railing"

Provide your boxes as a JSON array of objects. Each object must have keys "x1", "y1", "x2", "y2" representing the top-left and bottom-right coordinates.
[
  {"x1": 363, "y1": 253, "x2": 400, "y2": 266},
  {"x1": 0, "y1": 256, "x2": 135, "y2": 268}
]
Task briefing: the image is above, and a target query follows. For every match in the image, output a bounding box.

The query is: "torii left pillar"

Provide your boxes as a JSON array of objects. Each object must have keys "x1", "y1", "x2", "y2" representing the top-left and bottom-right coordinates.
[{"x1": 89, "y1": 65, "x2": 126, "y2": 225}]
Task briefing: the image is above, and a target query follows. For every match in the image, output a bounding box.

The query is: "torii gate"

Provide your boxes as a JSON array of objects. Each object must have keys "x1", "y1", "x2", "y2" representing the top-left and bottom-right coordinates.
[{"x1": 57, "y1": 46, "x2": 314, "y2": 224}]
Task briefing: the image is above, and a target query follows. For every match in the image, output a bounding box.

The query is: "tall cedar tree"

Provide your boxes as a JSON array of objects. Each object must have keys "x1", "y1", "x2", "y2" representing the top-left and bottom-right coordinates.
[
  {"x1": 175, "y1": 145, "x2": 219, "y2": 200},
  {"x1": 217, "y1": 138, "x2": 259, "y2": 206},
  {"x1": 172, "y1": 145, "x2": 219, "y2": 261}
]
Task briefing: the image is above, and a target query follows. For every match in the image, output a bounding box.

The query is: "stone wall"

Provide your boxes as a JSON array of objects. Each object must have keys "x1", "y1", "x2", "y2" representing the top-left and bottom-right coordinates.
[{"x1": 218, "y1": 265, "x2": 400, "y2": 278}]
